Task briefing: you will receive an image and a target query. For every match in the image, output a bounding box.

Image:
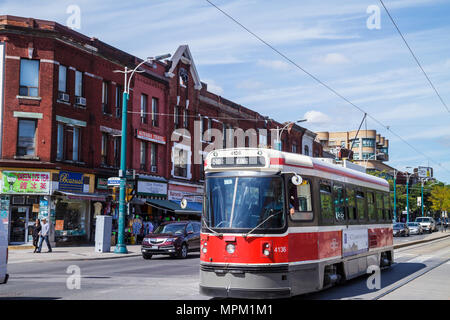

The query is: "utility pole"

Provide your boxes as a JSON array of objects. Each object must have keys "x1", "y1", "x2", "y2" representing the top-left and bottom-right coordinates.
[
  {"x1": 393, "y1": 169, "x2": 398, "y2": 222},
  {"x1": 113, "y1": 54, "x2": 170, "y2": 254}
]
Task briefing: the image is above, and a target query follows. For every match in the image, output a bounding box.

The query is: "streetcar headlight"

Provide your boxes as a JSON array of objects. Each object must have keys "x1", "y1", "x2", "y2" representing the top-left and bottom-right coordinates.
[
  {"x1": 226, "y1": 243, "x2": 235, "y2": 254},
  {"x1": 202, "y1": 243, "x2": 208, "y2": 254}
]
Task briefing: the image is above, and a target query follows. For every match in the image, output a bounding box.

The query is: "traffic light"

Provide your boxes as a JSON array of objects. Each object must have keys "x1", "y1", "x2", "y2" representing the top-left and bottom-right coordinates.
[
  {"x1": 126, "y1": 187, "x2": 133, "y2": 202},
  {"x1": 111, "y1": 187, "x2": 118, "y2": 202}
]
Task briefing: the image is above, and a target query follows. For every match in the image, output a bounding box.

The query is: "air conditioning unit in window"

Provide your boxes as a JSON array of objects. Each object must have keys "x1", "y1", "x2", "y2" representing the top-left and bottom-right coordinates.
[
  {"x1": 58, "y1": 92, "x2": 70, "y2": 102},
  {"x1": 75, "y1": 96, "x2": 87, "y2": 106},
  {"x1": 151, "y1": 165, "x2": 157, "y2": 173}
]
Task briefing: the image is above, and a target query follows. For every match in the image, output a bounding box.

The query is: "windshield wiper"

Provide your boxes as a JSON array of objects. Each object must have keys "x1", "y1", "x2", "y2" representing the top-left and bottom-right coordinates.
[
  {"x1": 243, "y1": 209, "x2": 282, "y2": 238},
  {"x1": 201, "y1": 218, "x2": 223, "y2": 237}
]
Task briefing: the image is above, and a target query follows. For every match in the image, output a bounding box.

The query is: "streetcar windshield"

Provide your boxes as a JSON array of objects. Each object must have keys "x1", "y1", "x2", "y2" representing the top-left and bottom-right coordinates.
[{"x1": 204, "y1": 176, "x2": 285, "y2": 231}]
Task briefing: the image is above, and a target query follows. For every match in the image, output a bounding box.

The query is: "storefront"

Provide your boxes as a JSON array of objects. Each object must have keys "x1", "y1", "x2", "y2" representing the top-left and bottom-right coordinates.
[
  {"x1": 52, "y1": 171, "x2": 101, "y2": 245},
  {"x1": 0, "y1": 170, "x2": 53, "y2": 244}
]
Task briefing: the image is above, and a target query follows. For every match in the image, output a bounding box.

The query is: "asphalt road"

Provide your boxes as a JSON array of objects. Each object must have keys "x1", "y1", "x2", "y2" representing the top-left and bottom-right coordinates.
[
  {"x1": 0, "y1": 253, "x2": 206, "y2": 300},
  {"x1": 1, "y1": 236, "x2": 449, "y2": 300}
]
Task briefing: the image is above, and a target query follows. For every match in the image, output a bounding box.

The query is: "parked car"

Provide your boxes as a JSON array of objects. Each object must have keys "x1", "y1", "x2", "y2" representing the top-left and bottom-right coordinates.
[
  {"x1": 0, "y1": 221, "x2": 8, "y2": 284},
  {"x1": 141, "y1": 221, "x2": 201, "y2": 260},
  {"x1": 393, "y1": 223, "x2": 410, "y2": 237},
  {"x1": 415, "y1": 217, "x2": 436, "y2": 233},
  {"x1": 406, "y1": 222, "x2": 423, "y2": 235}
]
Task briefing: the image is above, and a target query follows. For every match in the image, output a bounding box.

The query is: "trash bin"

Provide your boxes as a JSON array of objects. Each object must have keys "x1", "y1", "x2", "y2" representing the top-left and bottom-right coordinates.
[{"x1": 95, "y1": 215, "x2": 112, "y2": 253}]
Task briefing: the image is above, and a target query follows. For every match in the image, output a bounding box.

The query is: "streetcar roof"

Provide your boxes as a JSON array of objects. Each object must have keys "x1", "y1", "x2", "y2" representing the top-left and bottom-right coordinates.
[{"x1": 205, "y1": 148, "x2": 390, "y2": 191}]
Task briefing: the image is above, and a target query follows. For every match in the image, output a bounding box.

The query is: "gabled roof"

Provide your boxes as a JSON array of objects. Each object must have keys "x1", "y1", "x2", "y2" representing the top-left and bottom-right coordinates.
[{"x1": 165, "y1": 45, "x2": 202, "y2": 90}]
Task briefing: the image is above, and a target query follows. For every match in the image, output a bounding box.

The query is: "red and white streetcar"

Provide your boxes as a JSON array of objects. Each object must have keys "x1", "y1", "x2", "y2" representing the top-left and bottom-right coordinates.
[{"x1": 199, "y1": 148, "x2": 393, "y2": 298}]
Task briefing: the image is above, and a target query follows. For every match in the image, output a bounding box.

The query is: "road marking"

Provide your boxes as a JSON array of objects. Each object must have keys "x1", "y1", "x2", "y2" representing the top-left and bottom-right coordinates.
[{"x1": 406, "y1": 255, "x2": 433, "y2": 263}]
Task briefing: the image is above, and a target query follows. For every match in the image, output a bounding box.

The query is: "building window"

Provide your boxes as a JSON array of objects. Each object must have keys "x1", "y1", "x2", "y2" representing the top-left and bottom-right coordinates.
[
  {"x1": 17, "y1": 119, "x2": 36, "y2": 156},
  {"x1": 183, "y1": 109, "x2": 188, "y2": 128},
  {"x1": 174, "y1": 148, "x2": 188, "y2": 177},
  {"x1": 115, "y1": 85, "x2": 123, "y2": 118},
  {"x1": 113, "y1": 137, "x2": 120, "y2": 168},
  {"x1": 141, "y1": 94, "x2": 147, "y2": 124},
  {"x1": 362, "y1": 138, "x2": 375, "y2": 147},
  {"x1": 292, "y1": 142, "x2": 297, "y2": 153},
  {"x1": 58, "y1": 65, "x2": 67, "y2": 93},
  {"x1": 101, "y1": 133, "x2": 108, "y2": 165},
  {"x1": 56, "y1": 124, "x2": 82, "y2": 162},
  {"x1": 207, "y1": 118, "x2": 212, "y2": 142},
  {"x1": 174, "y1": 106, "x2": 179, "y2": 128},
  {"x1": 56, "y1": 123, "x2": 64, "y2": 160},
  {"x1": 150, "y1": 143, "x2": 157, "y2": 170},
  {"x1": 304, "y1": 145, "x2": 309, "y2": 156},
  {"x1": 179, "y1": 68, "x2": 188, "y2": 87},
  {"x1": 152, "y1": 97, "x2": 158, "y2": 126},
  {"x1": 73, "y1": 127, "x2": 80, "y2": 162},
  {"x1": 140, "y1": 141, "x2": 147, "y2": 170},
  {"x1": 199, "y1": 116, "x2": 204, "y2": 141},
  {"x1": 19, "y1": 59, "x2": 39, "y2": 97},
  {"x1": 102, "y1": 81, "x2": 110, "y2": 114},
  {"x1": 75, "y1": 70, "x2": 83, "y2": 97}
]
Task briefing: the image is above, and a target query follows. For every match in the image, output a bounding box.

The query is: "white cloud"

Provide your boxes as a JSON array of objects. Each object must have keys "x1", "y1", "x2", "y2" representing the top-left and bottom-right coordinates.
[
  {"x1": 320, "y1": 53, "x2": 350, "y2": 65},
  {"x1": 304, "y1": 110, "x2": 333, "y2": 124},
  {"x1": 257, "y1": 59, "x2": 291, "y2": 71}
]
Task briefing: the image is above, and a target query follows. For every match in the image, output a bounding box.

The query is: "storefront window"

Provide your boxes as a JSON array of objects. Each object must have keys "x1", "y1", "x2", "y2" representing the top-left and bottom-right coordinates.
[{"x1": 55, "y1": 200, "x2": 87, "y2": 239}]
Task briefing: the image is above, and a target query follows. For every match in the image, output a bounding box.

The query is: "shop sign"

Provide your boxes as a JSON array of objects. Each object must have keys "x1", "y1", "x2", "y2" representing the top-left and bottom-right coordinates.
[
  {"x1": 96, "y1": 178, "x2": 108, "y2": 190},
  {"x1": 168, "y1": 190, "x2": 203, "y2": 203},
  {"x1": 59, "y1": 171, "x2": 84, "y2": 192},
  {"x1": 2, "y1": 171, "x2": 50, "y2": 194},
  {"x1": 107, "y1": 177, "x2": 121, "y2": 186},
  {"x1": 38, "y1": 198, "x2": 49, "y2": 219},
  {"x1": 136, "y1": 130, "x2": 166, "y2": 145},
  {"x1": 0, "y1": 195, "x2": 9, "y2": 224},
  {"x1": 137, "y1": 181, "x2": 167, "y2": 196}
]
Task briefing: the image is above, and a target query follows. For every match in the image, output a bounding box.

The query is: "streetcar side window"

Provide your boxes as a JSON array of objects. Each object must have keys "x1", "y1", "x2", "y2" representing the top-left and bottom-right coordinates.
[
  {"x1": 383, "y1": 193, "x2": 391, "y2": 221},
  {"x1": 319, "y1": 183, "x2": 334, "y2": 223},
  {"x1": 333, "y1": 184, "x2": 346, "y2": 223},
  {"x1": 346, "y1": 187, "x2": 357, "y2": 222},
  {"x1": 289, "y1": 178, "x2": 313, "y2": 221},
  {"x1": 367, "y1": 191, "x2": 376, "y2": 221},
  {"x1": 356, "y1": 190, "x2": 366, "y2": 222},
  {"x1": 376, "y1": 192, "x2": 384, "y2": 221}
]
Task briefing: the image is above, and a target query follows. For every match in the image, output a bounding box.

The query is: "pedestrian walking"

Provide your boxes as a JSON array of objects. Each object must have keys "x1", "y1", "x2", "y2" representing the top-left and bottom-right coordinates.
[
  {"x1": 36, "y1": 218, "x2": 52, "y2": 253},
  {"x1": 32, "y1": 219, "x2": 41, "y2": 253}
]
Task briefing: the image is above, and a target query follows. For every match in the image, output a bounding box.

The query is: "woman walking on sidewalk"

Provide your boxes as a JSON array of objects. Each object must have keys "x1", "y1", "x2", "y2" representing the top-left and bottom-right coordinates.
[{"x1": 32, "y1": 219, "x2": 41, "y2": 253}]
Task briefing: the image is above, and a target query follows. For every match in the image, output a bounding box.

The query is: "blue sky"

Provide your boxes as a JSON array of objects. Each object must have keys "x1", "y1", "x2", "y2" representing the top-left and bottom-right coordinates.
[{"x1": 2, "y1": 0, "x2": 450, "y2": 183}]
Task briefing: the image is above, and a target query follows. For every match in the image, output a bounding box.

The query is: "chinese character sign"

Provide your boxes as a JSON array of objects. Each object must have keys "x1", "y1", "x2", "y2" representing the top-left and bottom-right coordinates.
[{"x1": 2, "y1": 171, "x2": 51, "y2": 194}]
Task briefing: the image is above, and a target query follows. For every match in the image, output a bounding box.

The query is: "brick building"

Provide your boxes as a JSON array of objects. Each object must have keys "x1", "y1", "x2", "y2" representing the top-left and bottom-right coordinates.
[{"x1": 0, "y1": 15, "x2": 322, "y2": 245}]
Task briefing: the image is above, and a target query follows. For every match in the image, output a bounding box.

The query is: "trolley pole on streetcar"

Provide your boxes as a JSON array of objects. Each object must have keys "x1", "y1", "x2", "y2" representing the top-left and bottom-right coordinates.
[
  {"x1": 113, "y1": 53, "x2": 170, "y2": 254},
  {"x1": 274, "y1": 119, "x2": 307, "y2": 151}
]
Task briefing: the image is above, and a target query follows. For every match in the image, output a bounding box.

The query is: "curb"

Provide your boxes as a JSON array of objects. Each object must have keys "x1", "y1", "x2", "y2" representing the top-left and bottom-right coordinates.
[
  {"x1": 8, "y1": 245, "x2": 35, "y2": 250},
  {"x1": 393, "y1": 233, "x2": 450, "y2": 249}
]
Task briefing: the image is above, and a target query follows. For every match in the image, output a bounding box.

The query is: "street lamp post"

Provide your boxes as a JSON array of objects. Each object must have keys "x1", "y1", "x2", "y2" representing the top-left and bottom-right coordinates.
[
  {"x1": 113, "y1": 54, "x2": 170, "y2": 254},
  {"x1": 363, "y1": 152, "x2": 384, "y2": 168},
  {"x1": 274, "y1": 119, "x2": 307, "y2": 151},
  {"x1": 405, "y1": 167, "x2": 413, "y2": 223}
]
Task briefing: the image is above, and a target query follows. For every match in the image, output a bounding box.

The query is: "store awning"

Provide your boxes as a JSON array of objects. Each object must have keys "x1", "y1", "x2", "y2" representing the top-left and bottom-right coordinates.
[
  {"x1": 54, "y1": 191, "x2": 107, "y2": 202},
  {"x1": 146, "y1": 199, "x2": 202, "y2": 216}
]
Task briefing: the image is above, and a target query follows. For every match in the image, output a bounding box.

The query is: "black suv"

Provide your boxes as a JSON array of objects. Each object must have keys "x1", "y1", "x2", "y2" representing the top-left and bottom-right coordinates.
[{"x1": 141, "y1": 221, "x2": 201, "y2": 259}]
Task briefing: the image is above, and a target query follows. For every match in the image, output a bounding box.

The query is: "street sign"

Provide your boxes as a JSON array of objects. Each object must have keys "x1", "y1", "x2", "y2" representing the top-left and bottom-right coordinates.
[
  {"x1": 107, "y1": 177, "x2": 121, "y2": 186},
  {"x1": 418, "y1": 166, "x2": 433, "y2": 178}
]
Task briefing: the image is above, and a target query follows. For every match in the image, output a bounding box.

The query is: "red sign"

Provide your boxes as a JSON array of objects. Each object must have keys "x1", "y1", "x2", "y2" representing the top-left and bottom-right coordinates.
[{"x1": 136, "y1": 130, "x2": 166, "y2": 145}]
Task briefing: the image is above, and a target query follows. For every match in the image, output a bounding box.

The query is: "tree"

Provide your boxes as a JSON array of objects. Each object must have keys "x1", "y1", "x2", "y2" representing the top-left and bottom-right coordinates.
[{"x1": 429, "y1": 185, "x2": 450, "y2": 214}]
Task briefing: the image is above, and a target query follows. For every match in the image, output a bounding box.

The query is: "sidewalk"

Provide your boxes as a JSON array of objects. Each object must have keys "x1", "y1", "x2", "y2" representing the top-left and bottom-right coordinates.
[
  {"x1": 8, "y1": 244, "x2": 142, "y2": 264},
  {"x1": 7, "y1": 230, "x2": 450, "y2": 264}
]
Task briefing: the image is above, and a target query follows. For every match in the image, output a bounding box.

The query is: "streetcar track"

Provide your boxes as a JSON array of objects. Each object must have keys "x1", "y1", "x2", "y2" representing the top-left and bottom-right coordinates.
[
  {"x1": 372, "y1": 257, "x2": 450, "y2": 300},
  {"x1": 394, "y1": 235, "x2": 450, "y2": 253}
]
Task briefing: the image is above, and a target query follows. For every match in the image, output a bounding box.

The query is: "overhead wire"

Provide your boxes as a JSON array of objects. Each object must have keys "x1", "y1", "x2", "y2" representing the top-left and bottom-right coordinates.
[{"x1": 204, "y1": 0, "x2": 450, "y2": 175}]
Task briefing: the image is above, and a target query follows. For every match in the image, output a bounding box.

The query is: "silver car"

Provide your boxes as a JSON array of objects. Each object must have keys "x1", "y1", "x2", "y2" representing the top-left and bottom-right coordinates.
[
  {"x1": 407, "y1": 222, "x2": 423, "y2": 235},
  {"x1": 415, "y1": 217, "x2": 436, "y2": 233}
]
